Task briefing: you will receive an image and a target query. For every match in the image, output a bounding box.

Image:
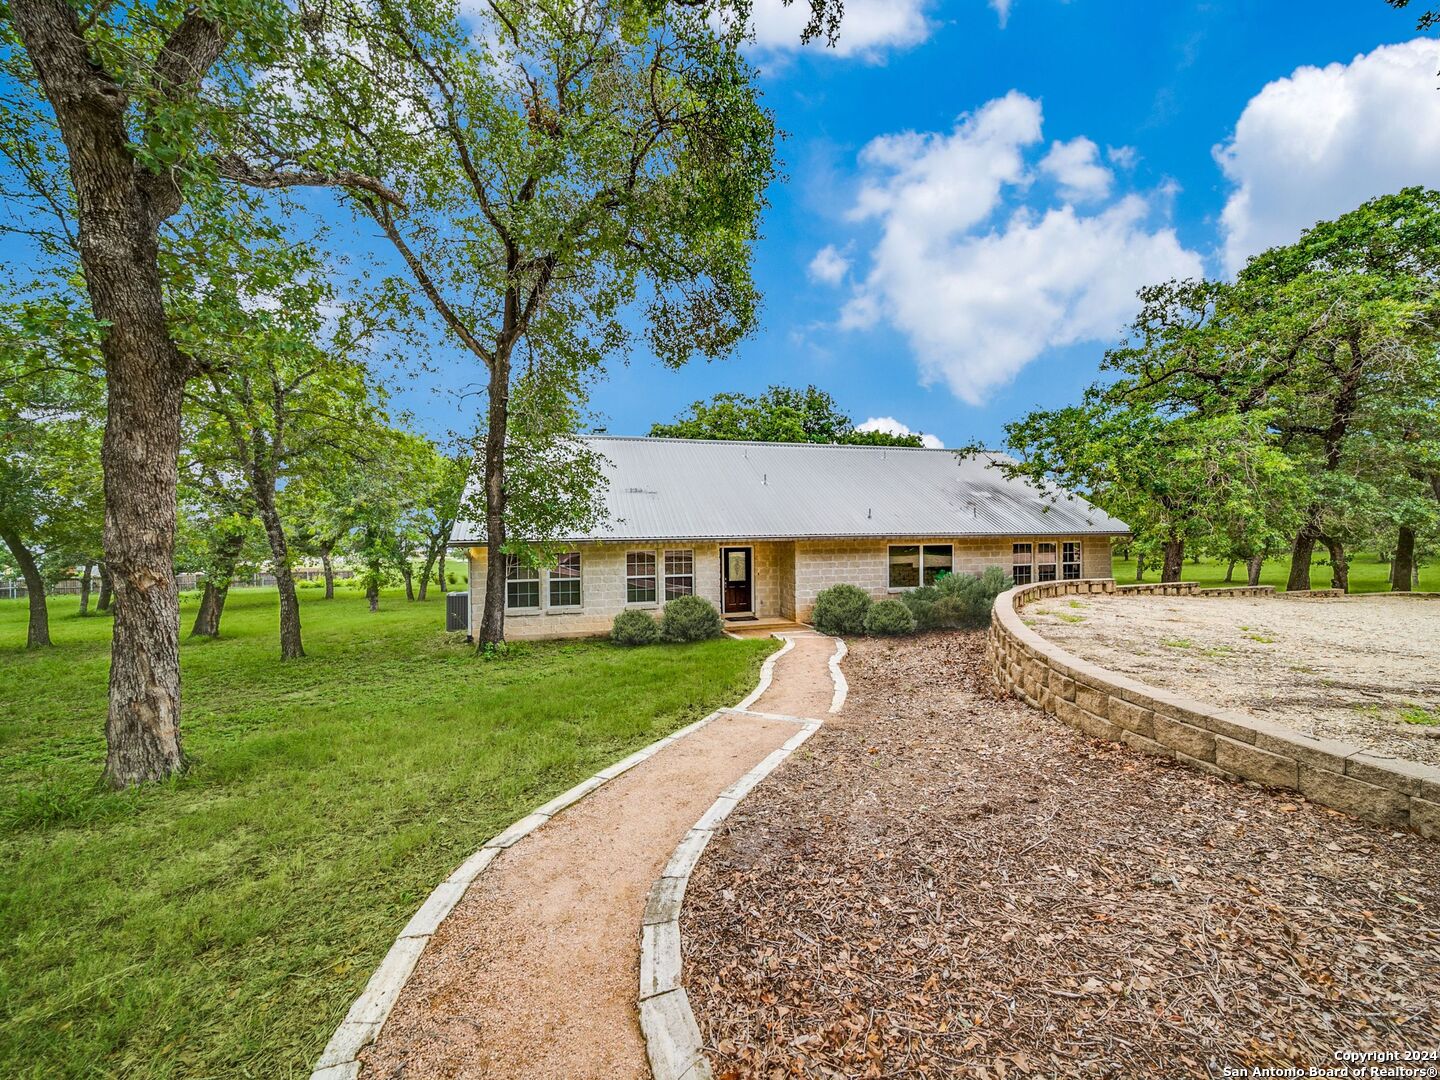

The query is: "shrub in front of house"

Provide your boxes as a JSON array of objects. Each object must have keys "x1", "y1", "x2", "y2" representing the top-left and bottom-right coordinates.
[
  {"x1": 898, "y1": 566, "x2": 1013, "y2": 630},
  {"x1": 660, "y1": 595, "x2": 724, "y2": 642},
  {"x1": 811, "y1": 583, "x2": 872, "y2": 636},
  {"x1": 611, "y1": 609, "x2": 661, "y2": 646},
  {"x1": 864, "y1": 597, "x2": 916, "y2": 635},
  {"x1": 899, "y1": 585, "x2": 941, "y2": 628}
]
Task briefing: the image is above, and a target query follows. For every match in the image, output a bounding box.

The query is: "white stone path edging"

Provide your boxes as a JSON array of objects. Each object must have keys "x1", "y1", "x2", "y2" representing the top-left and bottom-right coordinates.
[
  {"x1": 639, "y1": 634, "x2": 845, "y2": 1080},
  {"x1": 733, "y1": 634, "x2": 794, "y2": 711},
  {"x1": 310, "y1": 632, "x2": 802, "y2": 1080},
  {"x1": 828, "y1": 638, "x2": 848, "y2": 715}
]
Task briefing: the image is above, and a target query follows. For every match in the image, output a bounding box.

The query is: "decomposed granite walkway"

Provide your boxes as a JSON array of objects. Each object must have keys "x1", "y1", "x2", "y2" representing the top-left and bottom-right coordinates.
[{"x1": 314, "y1": 630, "x2": 843, "y2": 1080}]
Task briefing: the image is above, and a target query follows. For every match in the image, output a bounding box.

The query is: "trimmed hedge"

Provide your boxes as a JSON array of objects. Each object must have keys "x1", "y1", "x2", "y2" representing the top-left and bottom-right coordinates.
[
  {"x1": 611, "y1": 608, "x2": 660, "y2": 646},
  {"x1": 661, "y1": 595, "x2": 724, "y2": 642},
  {"x1": 863, "y1": 598, "x2": 916, "y2": 635},
  {"x1": 811, "y1": 583, "x2": 872, "y2": 636}
]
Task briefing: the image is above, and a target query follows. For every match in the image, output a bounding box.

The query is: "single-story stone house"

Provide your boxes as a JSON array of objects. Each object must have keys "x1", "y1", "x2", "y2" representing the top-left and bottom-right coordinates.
[{"x1": 451, "y1": 436, "x2": 1128, "y2": 639}]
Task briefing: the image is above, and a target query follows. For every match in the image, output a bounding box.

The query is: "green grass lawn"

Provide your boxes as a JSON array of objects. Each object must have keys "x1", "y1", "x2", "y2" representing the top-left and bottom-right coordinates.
[
  {"x1": 0, "y1": 588, "x2": 775, "y2": 1079},
  {"x1": 1111, "y1": 551, "x2": 1437, "y2": 593}
]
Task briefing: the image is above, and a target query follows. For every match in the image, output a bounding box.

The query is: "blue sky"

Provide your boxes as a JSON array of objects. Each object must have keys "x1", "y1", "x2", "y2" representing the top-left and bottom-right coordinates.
[
  {"x1": 582, "y1": 0, "x2": 1440, "y2": 450},
  {"x1": 6, "y1": 1, "x2": 1436, "y2": 451}
]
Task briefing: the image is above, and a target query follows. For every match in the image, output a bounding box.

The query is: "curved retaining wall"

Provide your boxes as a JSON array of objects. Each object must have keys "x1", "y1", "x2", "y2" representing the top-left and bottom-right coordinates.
[{"x1": 987, "y1": 579, "x2": 1439, "y2": 839}]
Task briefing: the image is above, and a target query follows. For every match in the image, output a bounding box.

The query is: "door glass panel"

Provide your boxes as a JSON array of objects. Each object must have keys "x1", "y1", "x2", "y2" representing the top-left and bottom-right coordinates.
[{"x1": 727, "y1": 551, "x2": 748, "y2": 581}]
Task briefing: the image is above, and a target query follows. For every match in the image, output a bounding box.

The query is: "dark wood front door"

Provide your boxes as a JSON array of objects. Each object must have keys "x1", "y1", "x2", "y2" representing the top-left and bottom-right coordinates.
[{"x1": 721, "y1": 547, "x2": 753, "y2": 614}]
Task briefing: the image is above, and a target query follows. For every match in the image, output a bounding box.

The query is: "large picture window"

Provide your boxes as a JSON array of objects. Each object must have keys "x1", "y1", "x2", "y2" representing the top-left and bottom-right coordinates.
[
  {"x1": 888, "y1": 545, "x2": 920, "y2": 589},
  {"x1": 549, "y1": 552, "x2": 582, "y2": 608},
  {"x1": 922, "y1": 544, "x2": 954, "y2": 585},
  {"x1": 1036, "y1": 542, "x2": 1057, "y2": 582},
  {"x1": 664, "y1": 550, "x2": 694, "y2": 599},
  {"x1": 626, "y1": 551, "x2": 657, "y2": 604},
  {"x1": 505, "y1": 556, "x2": 540, "y2": 611},
  {"x1": 1012, "y1": 543, "x2": 1033, "y2": 585},
  {"x1": 1062, "y1": 541, "x2": 1083, "y2": 580},
  {"x1": 888, "y1": 544, "x2": 955, "y2": 589}
]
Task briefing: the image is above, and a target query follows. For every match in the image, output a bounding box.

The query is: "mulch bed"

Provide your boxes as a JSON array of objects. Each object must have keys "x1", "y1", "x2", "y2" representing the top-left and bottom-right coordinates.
[{"x1": 681, "y1": 632, "x2": 1440, "y2": 1079}]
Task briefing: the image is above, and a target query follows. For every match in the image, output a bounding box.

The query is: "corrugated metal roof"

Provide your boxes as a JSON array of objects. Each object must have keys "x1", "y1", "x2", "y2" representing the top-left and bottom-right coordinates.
[{"x1": 450, "y1": 436, "x2": 1129, "y2": 544}]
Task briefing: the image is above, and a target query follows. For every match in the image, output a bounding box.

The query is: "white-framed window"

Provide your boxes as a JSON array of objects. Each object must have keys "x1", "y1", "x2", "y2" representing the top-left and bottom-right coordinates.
[
  {"x1": 1012, "y1": 543, "x2": 1033, "y2": 585},
  {"x1": 1062, "y1": 541, "x2": 1083, "y2": 580},
  {"x1": 626, "y1": 551, "x2": 657, "y2": 604},
  {"x1": 1037, "y1": 542, "x2": 1057, "y2": 582},
  {"x1": 505, "y1": 556, "x2": 540, "y2": 611},
  {"x1": 664, "y1": 550, "x2": 694, "y2": 600},
  {"x1": 922, "y1": 544, "x2": 954, "y2": 585},
  {"x1": 888, "y1": 544, "x2": 954, "y2": 589},
  {"x1": 548, "y1": 552, "x2": 582, "y2": 608}
]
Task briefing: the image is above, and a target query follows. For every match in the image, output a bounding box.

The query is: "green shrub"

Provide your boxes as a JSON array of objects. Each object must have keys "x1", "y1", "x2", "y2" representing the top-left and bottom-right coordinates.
[
  {"x1": 811, "y1": 583, "x2": 872, "y2": 635},
  {"x1": 899, "y1": 585, "x2": 942, "y2": 629},
  {"x1": 611, "y1": 609, "x2": 660, "y2": 646},
  {"x1": 660, "y1": 594, "x2": 724, "y2": 642},
  {"x1": 864, "y1": 597, "x2": 917, "y2": 635},
  {"x1": 894, "y1": 567, "x2": 1012, "y2": 630}
]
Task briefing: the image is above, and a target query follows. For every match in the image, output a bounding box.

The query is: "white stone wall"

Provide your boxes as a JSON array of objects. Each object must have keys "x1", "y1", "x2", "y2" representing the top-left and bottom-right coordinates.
[
  {"x1": 467, "y1": 540, "x2": 793, "y2": 639},
  {"x1": 793, "y1": 536, "x2": 1115, "y2": 622},
  {"x1": 466, "y1": 535, "x2": 1115, "y2": 637}
]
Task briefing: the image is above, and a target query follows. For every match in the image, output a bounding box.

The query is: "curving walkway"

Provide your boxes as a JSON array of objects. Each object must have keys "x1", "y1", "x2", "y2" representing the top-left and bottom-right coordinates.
[{"x1": 315, "y1": 631, "x2": 843, "y2": 1080}]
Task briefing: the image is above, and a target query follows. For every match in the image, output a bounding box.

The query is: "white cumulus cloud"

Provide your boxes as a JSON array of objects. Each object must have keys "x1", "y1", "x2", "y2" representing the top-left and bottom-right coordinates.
[
  {"x1": 745, "y1": 0, "x2": 932, "y2": 59},
  {"x1": 840, "y1": 92, "x2": 1203, "y2": 404},
  {"x1": 856, "y1": 417, "x2": 944, "y2": 448},
  {"x1": 808, "y1": 244, "x2": 851, "y2": 284},
  {"x1": 1216, "y1": 38, "x2": 1440, "y2": 274},
  {"x1": 1040, "y1": 137, "x2": 1113, "y2": 202}
]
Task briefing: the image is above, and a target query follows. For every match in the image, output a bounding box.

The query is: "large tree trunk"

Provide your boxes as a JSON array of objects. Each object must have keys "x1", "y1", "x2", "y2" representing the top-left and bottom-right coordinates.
[
  {"x1": 190, "y1": 531, "x2": 244, "y2": 637},
  {"x1": 190, "y1": 582, "x2": 225, "y2": 638},
  {"x1": 96, "y1": 561, "x2": 113, "y2": 612},
  {"x1": 477, "y1": 353, "x2": 512, "y2": 646},
  {"x1": 78, "y1": 561, "x2": 94, "y2": 615},
  {"x1": 1246, "y1": 554, "x2": 1264, "y2": 587},
  {"x1": 1393, "y1": 525, "x2": 1416, "y2": 593},
  {"x1": 1322, "y1": 536, "x2": 1349, "y2": 594},
  {"x1": 1134, "y1": 553, "x2": 1145, "y2": 582},
  {"x1": 321, "y1": 547, "x2": 335, "y2": 600},
  {"x1": 1287, "y1": 527, "x2": 1317, "y2": 592},
  {"x1": 400, "y1": 561, "x2": 415, "y2": 601},
  {"x1": 438, "y1": 550, "x2": 447, "y2": 591},
  {"x1": 1160, "y1": 537, "x2": 1185, "y2": 583},
  {"x1": 1223, "y1": 558, "x2": 1236, "y2": 584},
  {"x1": 366, "y1": 565, "x2": 380, "y2": 613},
  {"x1": 0, "y1": 523, "x2": 51, "y2": 648},
  {"x1": 12, "y1": 0, "x2": 205, "y2": 787},
  {"x1": 254, "y1": 488, "x2": 304, "y2": 660},
  {"x1": 418, "y1": 546, "x2": 437, "y2": 601}
]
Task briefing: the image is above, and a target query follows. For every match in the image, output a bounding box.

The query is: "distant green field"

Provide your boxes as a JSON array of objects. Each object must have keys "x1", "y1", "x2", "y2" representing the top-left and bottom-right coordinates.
[
  {"x1": 0, "y1": 587, "x2": 773, "y2": 1078},
  {"x1": 1110, "y1": 552, "x2": 1437, "y2": 593}
]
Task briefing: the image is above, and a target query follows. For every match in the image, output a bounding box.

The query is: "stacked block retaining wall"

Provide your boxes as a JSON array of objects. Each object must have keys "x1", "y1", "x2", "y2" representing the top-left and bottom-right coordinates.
[{"x1": 987, "y1": 579, "x2": 1439, "y2": 839}]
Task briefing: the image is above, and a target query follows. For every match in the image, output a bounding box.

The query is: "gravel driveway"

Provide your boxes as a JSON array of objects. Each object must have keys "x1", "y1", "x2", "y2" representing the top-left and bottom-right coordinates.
[
  {"x1": 681, "y1": 632, "x2": 1440, "y2": 1079},
  {"x1": 1027, "y1": 594, "x2": 1440, "y2": 766}
]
